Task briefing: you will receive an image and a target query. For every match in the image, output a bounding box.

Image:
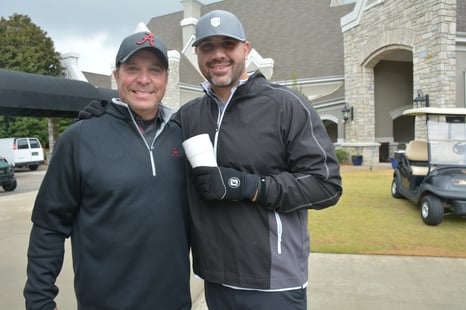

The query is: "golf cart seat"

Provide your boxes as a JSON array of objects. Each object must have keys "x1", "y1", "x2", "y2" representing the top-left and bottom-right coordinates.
[{"x1": 405, "y1": 140, "x2": 429, "y2": 176}]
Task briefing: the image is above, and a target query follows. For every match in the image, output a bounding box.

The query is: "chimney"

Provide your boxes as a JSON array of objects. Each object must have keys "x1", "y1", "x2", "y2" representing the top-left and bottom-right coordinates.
[
  {"x1": 180, "y1": 0, "x2": 202, "y2": 48},
  {"x1": 60, "y1": 53, "x2": 88, "y2": 81}
]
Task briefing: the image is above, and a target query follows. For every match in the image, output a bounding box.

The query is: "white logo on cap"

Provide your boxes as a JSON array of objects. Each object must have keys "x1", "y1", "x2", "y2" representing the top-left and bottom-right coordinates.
[{"x1": 210, "y1": 17, "x2": 221, "y2": 27}]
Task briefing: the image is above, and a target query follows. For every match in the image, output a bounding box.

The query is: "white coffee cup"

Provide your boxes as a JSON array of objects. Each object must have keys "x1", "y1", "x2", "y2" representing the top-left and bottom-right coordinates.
[{"x1": 182, "y1": 134, "x2": 217, "y2": 168}]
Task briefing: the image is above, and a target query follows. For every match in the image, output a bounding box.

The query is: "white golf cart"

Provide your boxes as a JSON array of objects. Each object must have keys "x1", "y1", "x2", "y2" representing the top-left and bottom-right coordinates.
[{"x1": 391, "y1": 107, "x2": 466, "y2": 225}]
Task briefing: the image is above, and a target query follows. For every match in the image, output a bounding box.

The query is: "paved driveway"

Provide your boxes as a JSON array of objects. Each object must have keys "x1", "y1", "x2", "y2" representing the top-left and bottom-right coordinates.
[{"x1": 2, "y1": 169, "x2": 465, "y2": 309}]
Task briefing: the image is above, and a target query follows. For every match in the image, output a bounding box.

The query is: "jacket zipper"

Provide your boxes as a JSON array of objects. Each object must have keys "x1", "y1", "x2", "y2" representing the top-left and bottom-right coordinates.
[
  {"x1": 113, "y1": 100, "x2": 173, "y2": 177},
  {"x1": 213, "y1": 101, "x2": 227, "y2": 155},
  {"x1": 208, "y1": 84, "x2": 285, "y2": 253},
  {"x1": 274, "y1": 211, "x2": 283, "y2": 254},
  {"x1": 210, "y1": 85, "x2": 237, "y2": 155},
  {"x1": 127, "y1": 110, "x2": 158, "y2": 176}
]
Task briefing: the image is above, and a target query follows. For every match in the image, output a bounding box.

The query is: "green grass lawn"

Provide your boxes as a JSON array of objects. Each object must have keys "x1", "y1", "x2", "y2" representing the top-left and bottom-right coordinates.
[{"x1": 309, "y1": 166, "x2": 466, "y2": 258}]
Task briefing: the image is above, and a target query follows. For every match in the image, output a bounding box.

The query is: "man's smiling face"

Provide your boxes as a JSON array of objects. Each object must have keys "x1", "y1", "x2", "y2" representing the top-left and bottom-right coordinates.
[{"x1": 114, "y1": 49, "x2": 168, "y2": 120}]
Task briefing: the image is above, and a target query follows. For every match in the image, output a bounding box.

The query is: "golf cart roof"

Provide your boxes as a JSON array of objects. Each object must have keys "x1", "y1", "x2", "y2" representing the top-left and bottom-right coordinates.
[{"x1": 403, "y1": 107, "x2": 466, "y2": 116}]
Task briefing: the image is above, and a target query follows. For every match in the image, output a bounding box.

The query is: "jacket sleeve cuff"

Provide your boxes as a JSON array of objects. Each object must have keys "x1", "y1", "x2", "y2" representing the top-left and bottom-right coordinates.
[{"x1": 256, "y1": 176, "x2": 267, "y2": 203}]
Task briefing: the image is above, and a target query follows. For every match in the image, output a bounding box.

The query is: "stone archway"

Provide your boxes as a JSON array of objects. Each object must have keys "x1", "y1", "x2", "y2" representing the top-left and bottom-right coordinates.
[
  {"x1": 321, "y1": 115, "x2": 339, "y2": 143},
  {"x1": 390, "y1": 105, "x2": 414, "y2": 149},
  {"x1": 342, "y1": 0, "x2": 458, "y2": 165},
  {"x1": 348, "y1": 37, "x2": 414, "y2": 163},
  {"x1": 372, "y1": 52, "x2": 413, "y2": 159}
]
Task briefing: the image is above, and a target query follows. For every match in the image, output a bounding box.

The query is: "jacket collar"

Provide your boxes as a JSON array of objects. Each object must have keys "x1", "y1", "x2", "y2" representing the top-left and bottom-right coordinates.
[
  {"x1": 200, "y1": 70, "x2": 265, "y2": 100},
  {"x1": 107, "y1": 98, "x2": 173, "y2": 129}
]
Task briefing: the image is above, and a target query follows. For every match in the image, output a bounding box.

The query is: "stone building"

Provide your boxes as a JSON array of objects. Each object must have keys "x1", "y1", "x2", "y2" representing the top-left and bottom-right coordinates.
[
  {"x1": 146, "y1": 0, "x2": 466, "y2": 165},
  {"x1": 65, "y1": 0, "x2": 353, "y2": 145},
  {"x1": 63, "y1": 0, "x2": 466, "y2": 166},
  {"x1": 144, "y1": 0, "x2": 353, "y2": 145},
  {"x1": 341, "y1": 0, "x2": 466, "y2": 165}
]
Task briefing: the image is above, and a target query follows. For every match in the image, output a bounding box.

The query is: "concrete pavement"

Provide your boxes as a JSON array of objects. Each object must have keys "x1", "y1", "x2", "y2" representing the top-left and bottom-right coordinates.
[
  {"x1": 191, "y1": 253, "x2": 466, "y2": 310},
  {"x1": 2, "y1": 187, "x2": 465, "y2": 309}
]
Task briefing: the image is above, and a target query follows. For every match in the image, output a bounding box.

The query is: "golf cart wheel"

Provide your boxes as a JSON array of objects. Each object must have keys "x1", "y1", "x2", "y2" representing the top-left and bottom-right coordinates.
[
  {"x1": 391, "y1": 179, "x2": 403, "y2": 199},
  {"x1": 420, "y1": 195, "x2": 444, "y2": 226}
]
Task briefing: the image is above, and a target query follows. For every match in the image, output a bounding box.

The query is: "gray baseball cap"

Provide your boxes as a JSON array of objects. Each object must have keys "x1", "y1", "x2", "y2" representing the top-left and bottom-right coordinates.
[
  {"x1": 192, "y1": 10, "x2": 246, "y2": 46},
  {"x1": 115, "y1": 32, "x2": 168, "y2": 68}
]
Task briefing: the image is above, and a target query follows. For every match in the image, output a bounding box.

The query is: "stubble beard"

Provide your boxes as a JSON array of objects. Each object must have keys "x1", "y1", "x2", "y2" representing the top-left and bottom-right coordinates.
[
  {"x1": 207, "y1": 59, "x2": 246, "y2": 89},
  {"x1": 209, "y1": 75, "x2": 234, "y2": 88}
]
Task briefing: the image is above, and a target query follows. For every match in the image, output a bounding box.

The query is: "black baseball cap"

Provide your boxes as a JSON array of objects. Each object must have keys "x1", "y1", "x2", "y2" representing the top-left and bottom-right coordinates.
[{"x1": 115, "y1": 32, "x2": 168, "y2": 68}]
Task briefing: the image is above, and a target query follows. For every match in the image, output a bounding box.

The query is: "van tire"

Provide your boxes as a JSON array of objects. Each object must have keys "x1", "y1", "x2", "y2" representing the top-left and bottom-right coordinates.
[
  {"x1": 2, "y1": 179, "x2": 17, "y2": 191},
  {"x1": 29, "y1": 165, "x2": 38, "y2": 171}
]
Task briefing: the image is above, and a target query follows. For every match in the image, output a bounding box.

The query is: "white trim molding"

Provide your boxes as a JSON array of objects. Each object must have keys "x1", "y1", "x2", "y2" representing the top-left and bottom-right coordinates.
[{"x1": 341, "y1": 0, "x2": 385, "y2": 32}]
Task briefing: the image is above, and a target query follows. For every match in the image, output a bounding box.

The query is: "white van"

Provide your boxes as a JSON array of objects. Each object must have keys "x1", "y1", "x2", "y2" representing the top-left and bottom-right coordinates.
[{"x1": 0, "y1": 137, "x2": 45, "y2": 170}]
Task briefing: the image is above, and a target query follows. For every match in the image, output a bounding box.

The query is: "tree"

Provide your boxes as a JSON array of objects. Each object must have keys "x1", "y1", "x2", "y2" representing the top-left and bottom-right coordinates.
[
  {"x1": 0, "y1": 14, "x2": 62, "y2": 74},
  {"x1": 0, "y1": 14, "x2": 71, "y2": 149}
]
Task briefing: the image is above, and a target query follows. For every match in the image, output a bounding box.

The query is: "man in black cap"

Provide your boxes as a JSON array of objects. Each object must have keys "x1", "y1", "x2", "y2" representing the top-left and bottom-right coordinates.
[
  {"x1": 24, "y1": 32, "x2": 191, "y2": 310},
  {"x1": 175, "y1": 10, "x2": 342, "y2": 310}
]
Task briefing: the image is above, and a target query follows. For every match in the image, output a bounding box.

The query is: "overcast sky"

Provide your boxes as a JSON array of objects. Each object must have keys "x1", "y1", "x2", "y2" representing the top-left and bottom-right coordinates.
[{"x1": 1, "y1": 0, "x2": 218, "y2": 75}]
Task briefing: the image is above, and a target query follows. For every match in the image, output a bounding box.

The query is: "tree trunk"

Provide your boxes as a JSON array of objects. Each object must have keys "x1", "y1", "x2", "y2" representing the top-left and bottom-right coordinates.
[{"x1": 47, "y1": 117, "x2": 58, "y2": 160}]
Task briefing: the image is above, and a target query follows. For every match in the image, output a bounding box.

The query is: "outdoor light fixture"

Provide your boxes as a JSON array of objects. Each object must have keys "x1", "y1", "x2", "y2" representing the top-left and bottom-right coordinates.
[
  {"x1": 342, "y1": 105, "x2": 354, "y2": 122},
  {"x1": 413, "y1": 89, "x2": 429, "y2": 107}
]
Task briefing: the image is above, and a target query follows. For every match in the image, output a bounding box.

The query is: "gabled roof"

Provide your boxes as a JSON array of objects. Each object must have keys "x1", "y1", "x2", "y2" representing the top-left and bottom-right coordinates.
[
  {"x1": 147, "y1": 12, "x2": 205, "y2": 85},
  {"x1": 147, "y1": 0, "x2": 354, "y2": 84},
  {"x1": 83, "y1": 71, "x2": 112, "y2": 89}
]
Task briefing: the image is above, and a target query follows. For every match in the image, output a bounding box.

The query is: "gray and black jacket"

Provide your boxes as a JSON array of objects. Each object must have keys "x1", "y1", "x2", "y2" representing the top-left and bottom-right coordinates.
[
  {"x1": 175, "y1": 71, "x2": 342, "y2": 290},
  {"x1": 24, "y1": 100, "x2": 191, "y2": 309}
]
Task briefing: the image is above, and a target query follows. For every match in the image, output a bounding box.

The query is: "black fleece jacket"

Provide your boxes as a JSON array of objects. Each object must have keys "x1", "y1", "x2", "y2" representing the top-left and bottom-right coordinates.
[
  {"x1": 24, "y1": 101, "x2": 191, "y2": 310},
  {"x1": 175, "y1": 71, "x2": 342, "y2": 290}
]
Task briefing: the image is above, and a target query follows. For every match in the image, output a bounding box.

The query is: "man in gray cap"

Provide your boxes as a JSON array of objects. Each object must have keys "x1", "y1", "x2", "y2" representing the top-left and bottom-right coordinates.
[
  {"x1": 24, "y1": 32, "x2": 191, "y2": 310},
  {"x1": 176, "y1": 9, "x2": 342, "y2": 310}
]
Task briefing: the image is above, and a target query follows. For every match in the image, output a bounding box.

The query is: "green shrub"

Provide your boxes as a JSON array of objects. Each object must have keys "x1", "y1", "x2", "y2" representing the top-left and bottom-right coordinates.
[{"x1": 335, "y1": 149, "x2": 349, "y2": 163}]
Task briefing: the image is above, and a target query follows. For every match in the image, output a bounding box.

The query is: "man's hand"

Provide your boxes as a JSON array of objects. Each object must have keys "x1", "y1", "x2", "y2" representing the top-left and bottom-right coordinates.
[
  {"x1": 192, "y1": 166, "x2": 259, "y2": 201},
  {"x1": 78, "y1": 100, "x2": 107, "y2": 119}
]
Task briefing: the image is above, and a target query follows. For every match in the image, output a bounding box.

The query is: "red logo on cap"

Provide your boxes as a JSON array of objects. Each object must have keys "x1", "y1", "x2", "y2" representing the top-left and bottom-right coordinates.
[{"x1": 136, "y1": 32, "x2": 155, "y2": 46}]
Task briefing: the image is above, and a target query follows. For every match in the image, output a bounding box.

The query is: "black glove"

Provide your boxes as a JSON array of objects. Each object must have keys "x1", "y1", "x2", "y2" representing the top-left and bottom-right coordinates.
[
  {"x1": 192, "y1": 166, "x2": 259, "y2": 201},
  {"x1": 78, "y1": 100, "x2": 107, "y2": 119}
]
